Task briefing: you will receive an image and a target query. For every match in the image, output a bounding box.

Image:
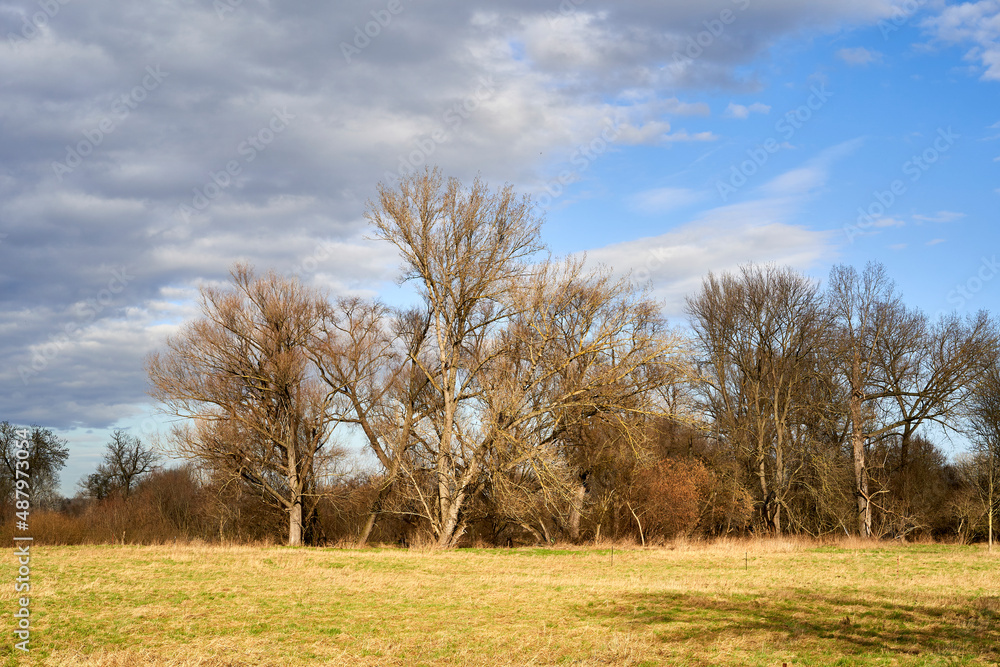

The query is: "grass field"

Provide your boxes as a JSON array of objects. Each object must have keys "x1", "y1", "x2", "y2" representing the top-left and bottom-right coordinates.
[{"x1": 2, "y1": 539, "x2": 998, "y2": 666}]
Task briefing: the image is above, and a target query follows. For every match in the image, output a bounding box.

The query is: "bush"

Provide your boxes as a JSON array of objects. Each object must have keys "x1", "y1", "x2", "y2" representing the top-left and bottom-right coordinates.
[{"x1": 631, "y1": 458, "x2": 713, "y2": 541}]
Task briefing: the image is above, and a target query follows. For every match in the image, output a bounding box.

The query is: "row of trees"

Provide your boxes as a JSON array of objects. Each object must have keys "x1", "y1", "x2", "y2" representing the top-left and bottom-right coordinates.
[
  {"x1": 147, "y1": 170, "x2": 686, "y2": 547},
  {"x1": 689, "y1": 263, "x2": 997, "y2": 541},
  {"x1": 137, "y1": 168, "x2": 999, "y2": 548},
  {"x1": 2, "y1": 169, "x2": 997, "y2": 549},
  {"x1": 0, "y1": 412, "x2": 993, "y2": 547}
]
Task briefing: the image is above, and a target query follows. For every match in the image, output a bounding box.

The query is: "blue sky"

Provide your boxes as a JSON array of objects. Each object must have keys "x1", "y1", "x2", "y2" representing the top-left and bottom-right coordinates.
[{"x1": 1, "y1": 0, "x2": 998, "y2": 493}]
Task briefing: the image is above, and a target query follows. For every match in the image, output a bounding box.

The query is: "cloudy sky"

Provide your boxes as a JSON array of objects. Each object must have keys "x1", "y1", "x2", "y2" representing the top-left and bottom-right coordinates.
[{"x1": 2, "y1": 0, "x2": 999, "y2": 492}]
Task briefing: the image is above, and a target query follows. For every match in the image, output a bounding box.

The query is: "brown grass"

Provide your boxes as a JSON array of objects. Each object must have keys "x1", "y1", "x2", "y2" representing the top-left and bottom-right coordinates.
[{"x1": 2, "y1": 538, "x2": 998, "y2": 666}]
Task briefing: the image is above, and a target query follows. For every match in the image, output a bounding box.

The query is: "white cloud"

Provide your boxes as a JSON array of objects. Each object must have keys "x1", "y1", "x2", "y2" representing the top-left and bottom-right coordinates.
[
  {"x1": 627, "y1": 187, "x2": 704, "y2": 214},
  {"x1": 926, "y1": 238, "x2": 946, "y2": 245},
  {"x1": 586, "y1": 207, "x2": 835, "y2": 320},
  {"x1": 655, "y1": 97, "x2": 711, "y2": 116},
  {"x1": 874, "y1": 217, "x2": 906, "y2": 227},
  {"x1": 723, "y1": 101, "x2": 772, "y2": 118},
  {"x1": 760, "y1": 138, "x2": 864, "y2": 197},
  {"x1": 584, "y1": 144, "x2": 858, "y2": 318},
  {"x1": 0, "y1": 0, "x2": 909, "y2": 431},
  {"x1": 923, "y1": 1, "x2": 1000, "y2": 80},
  {"x1": 836, "y1": 46, "x2": 884, "y2": 66},
  {"x1": 660, "y1": 130, "x2": 719, "y2": 142},
  {"x1": 912, "y1": 210, "x2": 966, "y2": 222}
]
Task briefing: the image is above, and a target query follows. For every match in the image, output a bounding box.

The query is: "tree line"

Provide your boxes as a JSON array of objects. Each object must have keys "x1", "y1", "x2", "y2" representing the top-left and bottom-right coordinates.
[{"x1": 2, "y1": 168, "x2": 998, "y2": 549}]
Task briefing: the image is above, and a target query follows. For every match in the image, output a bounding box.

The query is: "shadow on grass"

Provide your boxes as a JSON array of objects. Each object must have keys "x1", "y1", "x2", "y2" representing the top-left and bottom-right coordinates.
[{"x1": 583, "y1": 590, "x2": 1000, "y2": 660}]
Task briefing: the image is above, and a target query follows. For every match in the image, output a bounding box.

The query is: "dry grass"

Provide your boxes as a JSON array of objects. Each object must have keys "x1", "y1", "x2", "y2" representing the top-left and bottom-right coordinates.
[{"x1": 2, "y1": 539, "x2": 998, "y2": 666}]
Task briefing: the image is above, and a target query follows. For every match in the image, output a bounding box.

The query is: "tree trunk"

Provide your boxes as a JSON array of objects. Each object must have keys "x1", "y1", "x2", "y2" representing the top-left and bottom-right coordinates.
[
  {"x1": 851, "y1": 392, "x2": 871, "y2": 537},
  {"x1": 358, "y1": 474, "x2": 397, "y2": 547},
  {"x1": 756, "y1": 455, "x2": 770, "y2": 532},
  {"x1": 774, "y1": 437, "x2": 784, "y2": 536},
  {"x1": 989, "y1": 455, "x2": 994, "y2": 553},
  {"x1": 289, "y1": 499, "x2": 303, "y2": 547},
  {"x1": 358, "y1": 511, "x2": 378, "y2": 547},
  {"x1": 437, "y1": 488, "x2": 467, "y2": 547},
  {"x1": 900, "y1": 429, "x2": 910, "y2": 499},
  {"x1": 568, "y1": 481, "x2": 586, "y2": 542}
]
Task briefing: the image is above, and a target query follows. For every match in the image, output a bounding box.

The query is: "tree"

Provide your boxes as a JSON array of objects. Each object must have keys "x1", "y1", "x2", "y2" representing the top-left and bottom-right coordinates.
[
  {"x1": 878, "y1": 311, "x2": 997, "y2": 497},
  {"x1": 826, "y1": 262, "x2": 904, "y2": 537},
  {"x1": 342, "y1": 167, "x2": 686, "y2": 547},
  {"x1": 0, "y1": 422, "x2": 69, "y2": 510},
  {"x1": 969, "y1": 360, "x2": 1000, "y2": 551},
  {"x1": 827, "y1": 262, "x2": 997, "y2": 537},
  {"x1": 147, "y1": 264, "x2": 340, "y2": 546},
  {"x1": 312, "y1": 298, "x2": 431, "y2": 546},
  {"x1": 83, "y1": 429, "x2": 159, "y2": 499},
  {"x1": 687, "y1": 264, "x2": 828, "y2": 534}
]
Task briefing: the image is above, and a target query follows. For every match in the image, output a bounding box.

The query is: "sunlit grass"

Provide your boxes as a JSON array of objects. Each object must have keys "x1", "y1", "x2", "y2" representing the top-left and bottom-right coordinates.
[{"x1": 2, "y1": 539, "x2": 998, "y2": 665}]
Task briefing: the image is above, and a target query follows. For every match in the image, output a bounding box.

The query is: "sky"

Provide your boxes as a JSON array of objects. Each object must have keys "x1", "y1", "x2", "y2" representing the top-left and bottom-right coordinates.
[{"x1": 1, "y1": 0, "x2": 999, "y2": 494}]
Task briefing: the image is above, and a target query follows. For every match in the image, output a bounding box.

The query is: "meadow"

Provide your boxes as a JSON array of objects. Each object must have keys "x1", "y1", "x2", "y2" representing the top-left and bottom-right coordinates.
[{"x1": 2, "y1": 539, "x2": 998, "y2": 666}]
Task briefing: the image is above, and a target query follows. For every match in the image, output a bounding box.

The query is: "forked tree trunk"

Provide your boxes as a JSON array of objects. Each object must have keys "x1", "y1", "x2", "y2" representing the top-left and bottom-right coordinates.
[{"x1": 437, "y1": 488, "x2": 467, "y2": 548}]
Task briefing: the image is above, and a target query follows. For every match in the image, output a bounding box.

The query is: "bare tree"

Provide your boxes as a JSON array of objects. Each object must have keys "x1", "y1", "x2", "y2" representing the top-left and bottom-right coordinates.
[
  {"x1": 469, "y1": 258, "x2": 685, "y2": 544},
  {"x1": 146, "y1": 264, "x2": 339, "y2": 546},
  {"x1": 828, "y1": 262, "x2": 997, "y2": 537},
  {"x1": 0, "y1": 422, "x2": 69, "y2": 510},
  {"x1": 83, "y1": 429, "x2": 159, "y2": 499},
  {"x1": 969, "y1": 360, "x2": 1000, "y2": 551},
  {"x1": 880, "y1": 311, "x2": 997, "y2": 482},
  {"x1": 350, "y1": 168, "x2": 686, "y2": 547},
  {"x1": 826, "y1": 262, "x2": 909, "y2": 537},
  {"x1": 687, "y1": 264, "x2": 828, "y2": 534},
  {"x1": 312, "y1": 298, "x2": 432, "y2": 546}
]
